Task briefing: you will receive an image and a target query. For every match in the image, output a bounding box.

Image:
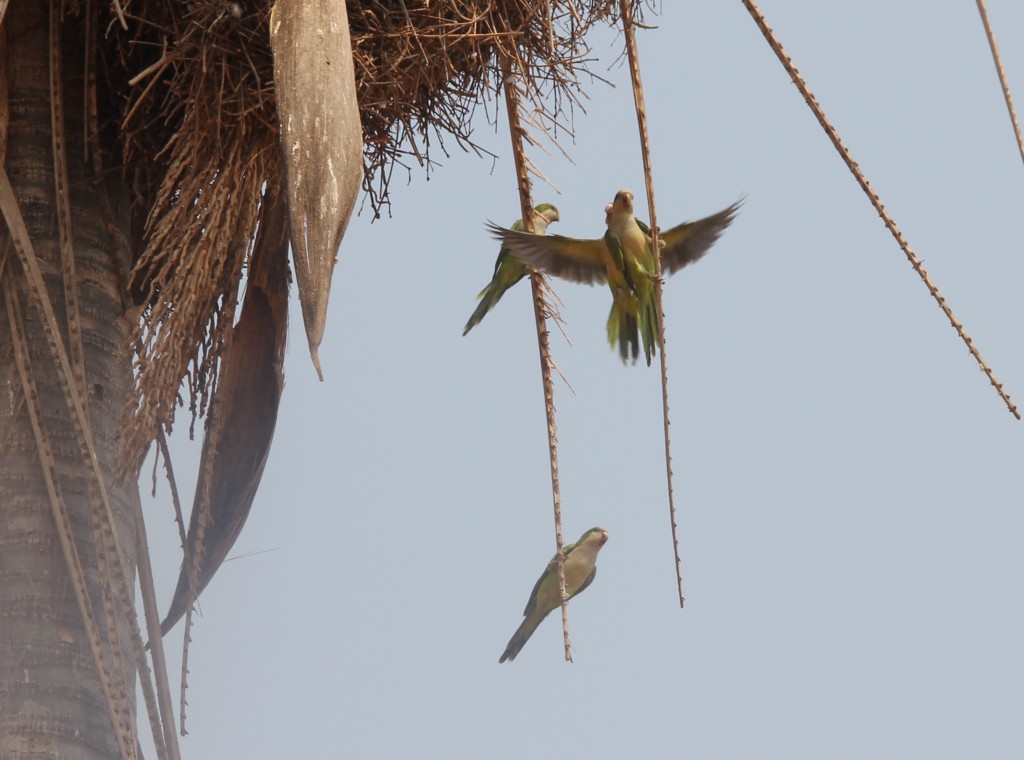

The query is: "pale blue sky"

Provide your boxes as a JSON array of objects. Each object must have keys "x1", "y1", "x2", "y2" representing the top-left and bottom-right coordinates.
[{"x1": 142, "y1": 3, "x2": 1024, "y2": 757}]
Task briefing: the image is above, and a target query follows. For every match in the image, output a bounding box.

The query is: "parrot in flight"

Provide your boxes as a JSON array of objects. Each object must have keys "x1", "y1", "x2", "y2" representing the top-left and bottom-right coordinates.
[
  {"x1": 486, "y1": 190, "x2": 740, "y2": 365},
  {"x1": 499, "y1": 526, "x2": 609, "y2": 663},
  {"x1": 463, "y1": 203, "x2": 560, "y2": 336}
]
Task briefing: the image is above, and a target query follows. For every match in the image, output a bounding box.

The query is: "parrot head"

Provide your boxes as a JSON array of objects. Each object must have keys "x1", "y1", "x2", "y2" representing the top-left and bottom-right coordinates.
[
  {"x1": 579, "y1": 526, "x2": 609, "y2": 549},
  {"x1": 612, "y1": 189, "x2": 634, "y2": 216},
  {"x1": 534, "y1": 203, "x2": 561, "y2": 225}
]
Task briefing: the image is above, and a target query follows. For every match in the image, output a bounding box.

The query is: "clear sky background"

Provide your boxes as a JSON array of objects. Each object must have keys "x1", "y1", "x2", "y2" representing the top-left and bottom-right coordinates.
[{"x1": 140, "y1": 2, "x2": 1024, "y2": 757}]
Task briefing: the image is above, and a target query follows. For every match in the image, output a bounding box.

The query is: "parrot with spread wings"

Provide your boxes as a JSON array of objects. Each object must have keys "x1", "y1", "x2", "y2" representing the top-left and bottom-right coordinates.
[{"x1": 486, "y1": 190, "x2": 740, "y2": 364}]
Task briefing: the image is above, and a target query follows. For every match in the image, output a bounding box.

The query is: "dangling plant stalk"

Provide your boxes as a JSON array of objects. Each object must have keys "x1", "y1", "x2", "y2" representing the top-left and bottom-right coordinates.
[
  {"x1": 618, "y1": 0, "x2": 685, "y2": 607},
  {"x1": 975, "y1": 0, "x2": 1024, "y2": 168},
  {"x1": 500, "y1": 52, "x2": 574, "y2": 662},
  {"x1": 132, "y1": 487, "x2": 181, "y2": 760},
  {"x1": 742, "y1": 0, "x2": 1020, "y2": 421},
  {"x1": 153, "y1": 430, "x2": 194, "y2": 740}
]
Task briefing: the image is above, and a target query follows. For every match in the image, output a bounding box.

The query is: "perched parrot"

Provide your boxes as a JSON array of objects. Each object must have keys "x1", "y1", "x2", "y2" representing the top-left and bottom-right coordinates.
[
  {"x1": 499, "y1": 526, "x2": 609, "y2": 663},
  {"x1": 486, "y1": 190, "x2": 741, "y2": 365},
  {"x1": 462, "y1": 203, "x2": 561, "y2": 336}
]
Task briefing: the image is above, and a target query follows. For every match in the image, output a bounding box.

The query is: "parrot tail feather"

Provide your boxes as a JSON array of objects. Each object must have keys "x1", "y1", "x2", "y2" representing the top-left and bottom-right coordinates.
[
  {"x1": 639, "y1": 296, "x2": 660, "y2": 367},
  {"x1": 464, "y1": 266, "x2": 528, "y2": 336},
  {"x1": 499, "y1": 613, "x2": 545, "y2": 663},
  {"x1": 463, "y1": 291, "x2": 493, "y2": 336},
  {"x1": 463, "y1": 282, "x2": 507, "y2": 336},
  {"x1": 607, "y1": 293, "x2": 640, "y2": 365}
]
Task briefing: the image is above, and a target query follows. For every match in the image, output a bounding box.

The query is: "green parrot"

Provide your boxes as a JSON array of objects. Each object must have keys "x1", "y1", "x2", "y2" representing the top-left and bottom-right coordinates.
[
  {"x1": 499, "y1": 526, "x2": 609, "y2": 663},
  {"x1": 486, "y1": 190, "x2": 741, "y2": 365},
  {"x1": 462, "y1": 203, "x2": 561, "y2": 336}
]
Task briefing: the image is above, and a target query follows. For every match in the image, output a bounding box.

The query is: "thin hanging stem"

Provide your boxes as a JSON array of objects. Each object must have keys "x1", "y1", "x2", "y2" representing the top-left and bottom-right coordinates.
[
  {"x1": 619, "y1": 0, "x2": 685, "y2": 607},
  {"x1": 742, "y1": 0, "x2": 1020, "y2": 421},
  {"x1": 132, "y1": 487, "x2": 181, "y2": 760},
  {"x1": 975, "y1": 0, "x2": 1024, "y2": 167},
  {"x1": 154, "y1": 430, "x2": 195, "y2": 735},
  {"x1": 500, "y1": 52, "x2": 573, "y2": 662}
]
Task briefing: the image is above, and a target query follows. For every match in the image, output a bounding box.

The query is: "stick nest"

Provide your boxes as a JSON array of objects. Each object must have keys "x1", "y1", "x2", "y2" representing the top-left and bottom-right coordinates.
[{"x1": 110, "y1": 0, "x2": 644, "y2": 475}]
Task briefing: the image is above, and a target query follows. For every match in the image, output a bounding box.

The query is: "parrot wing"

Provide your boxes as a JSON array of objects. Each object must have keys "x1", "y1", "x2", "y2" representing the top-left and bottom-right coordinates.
[
  {"x1": 485, "y1": 222, "x2": 610, "y2": 285},
  {"x1": 658, "y1": 200, "x2": 742, "y2": 276}
]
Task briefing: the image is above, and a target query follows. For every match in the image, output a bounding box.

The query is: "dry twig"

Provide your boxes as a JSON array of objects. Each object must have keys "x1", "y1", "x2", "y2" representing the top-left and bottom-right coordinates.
[
  {"x1": 975, "y1": 0, "x2": 1024, "y2": 168},
  {"x1": 618, "y1": 0, "x2": 685, "y2": 607},
  {"x1": 742, "y1": 0, "x2": 1019, "y2": 420},
  {"x1": 499, "y1": 49, "x2": 573, "y2": 662}
]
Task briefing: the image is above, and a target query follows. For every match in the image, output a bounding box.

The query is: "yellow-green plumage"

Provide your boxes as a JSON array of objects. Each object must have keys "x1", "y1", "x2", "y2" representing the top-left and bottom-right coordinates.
[
  {"x1": 499, "y1": 527, "x2": 609, "y2": 663},
  {"x1": 485, "y1": 191, "x2": 740, "y2": 365},
  {"x1": 463, "y1": 203, "x2": 560, "y2": 336}
]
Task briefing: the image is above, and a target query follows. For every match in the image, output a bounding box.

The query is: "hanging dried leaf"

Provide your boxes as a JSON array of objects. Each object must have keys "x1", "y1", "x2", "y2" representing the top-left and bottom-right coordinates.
[
  {"x1": 270, "y1": 0, "x2": 362, "y2": 380},
  {"x1": 159, "y1": 187, "x2": 290, "y2": 637}
]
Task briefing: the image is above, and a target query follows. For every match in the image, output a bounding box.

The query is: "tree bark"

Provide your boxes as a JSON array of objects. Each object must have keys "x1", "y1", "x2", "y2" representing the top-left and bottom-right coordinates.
[{"x1": 0, "y1": 5, "x2": 136, "y2": 759}]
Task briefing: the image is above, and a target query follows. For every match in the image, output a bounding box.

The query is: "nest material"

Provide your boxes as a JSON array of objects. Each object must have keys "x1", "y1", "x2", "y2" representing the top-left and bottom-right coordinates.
[
  {"x1": 113, "y1": 0, "x2": 643, "y2": 474},
  {"x1": 351, "y1": 0, "x2": 627, "y2": 212}
]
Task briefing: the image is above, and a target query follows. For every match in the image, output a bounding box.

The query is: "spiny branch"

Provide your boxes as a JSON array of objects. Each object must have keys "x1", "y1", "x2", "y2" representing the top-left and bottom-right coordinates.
[
  {"x1": 500, "y1": 51, "x2": 573, "y2": 662},
  {"x1": 619, "y1": 0, "x2": 685, "y2": 607},
  {"x1": 742, "y1": 0, "x2": 1019, "y2": 421},
  {"x1": 975, "y1": 0, "x2": 1024, "y2": 168}
]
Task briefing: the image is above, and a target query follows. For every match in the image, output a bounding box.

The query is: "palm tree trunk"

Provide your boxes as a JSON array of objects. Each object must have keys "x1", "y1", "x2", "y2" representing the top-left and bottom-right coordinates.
[{"x1": 0, "y1": 5, "x2": 137, "y2": 758}]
